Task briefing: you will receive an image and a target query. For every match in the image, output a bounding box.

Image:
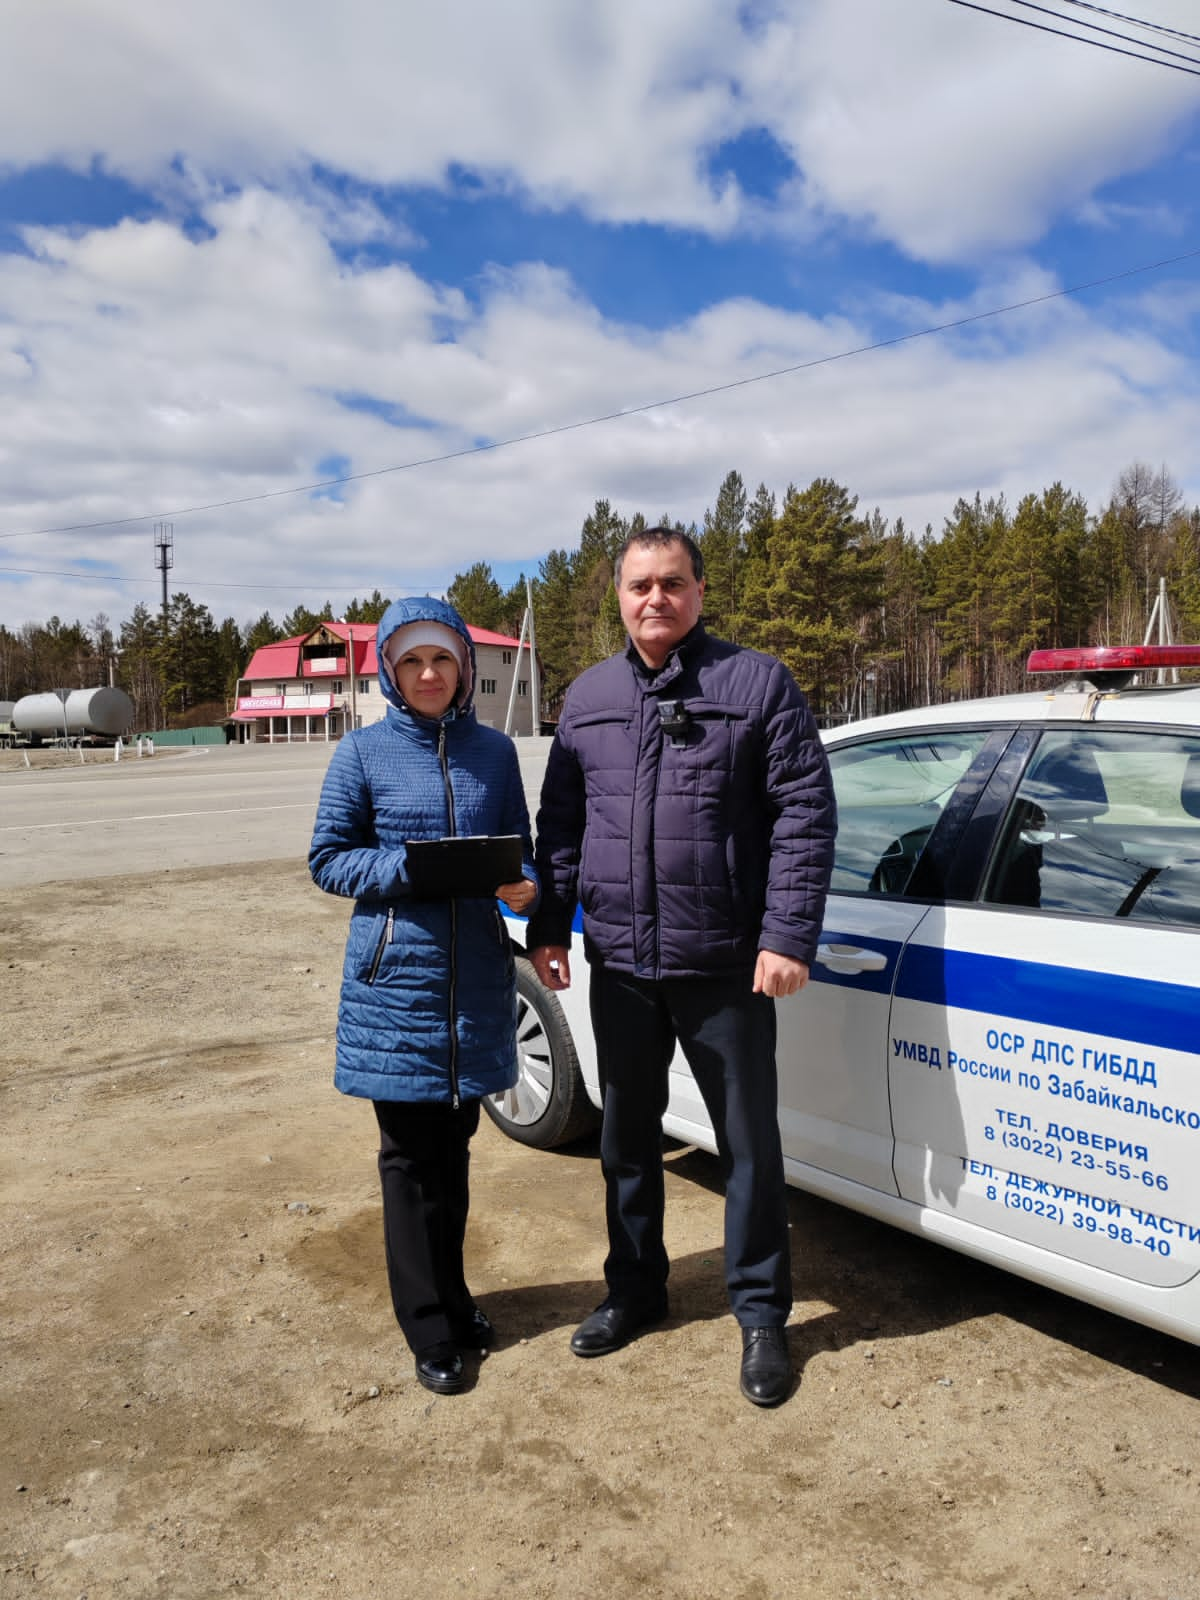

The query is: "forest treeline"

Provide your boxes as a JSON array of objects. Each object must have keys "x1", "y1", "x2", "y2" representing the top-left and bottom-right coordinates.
[
  {"x1": 2, "y1": 461, "x2": 1198, "y2": 730},
  {"x1": 450, "y1": 461, "x2": 1200, "y2": 723},
  {"x1": 0, "y1": 589, "x2": 393, "y2": 733}
]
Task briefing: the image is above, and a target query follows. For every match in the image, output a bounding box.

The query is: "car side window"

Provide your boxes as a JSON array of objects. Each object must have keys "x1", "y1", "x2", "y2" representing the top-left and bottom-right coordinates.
[
  {"x1": 827, "y1": 731, "x2": 991, "y2": 896},
  {"x1": 983, "y1": 730, "x2": 1200, "y2": 924}
]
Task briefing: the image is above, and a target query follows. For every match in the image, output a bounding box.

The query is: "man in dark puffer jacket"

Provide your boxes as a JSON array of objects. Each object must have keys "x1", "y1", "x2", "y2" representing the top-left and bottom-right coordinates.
[{"x1": 527, "y1": 527, "x2": 835, "y2": 1407}]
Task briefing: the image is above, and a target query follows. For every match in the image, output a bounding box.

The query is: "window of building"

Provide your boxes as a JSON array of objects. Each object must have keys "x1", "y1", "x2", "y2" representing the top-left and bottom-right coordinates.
[
  {"x1": 517, "y1": 680, "x2": 529, "y2": 696},
  {"x1": 502, "y1": 650, "x2": 513, "y2": 665},
  {"x1": 479, "y1": 678, "x2": 497, "y2": 696}
]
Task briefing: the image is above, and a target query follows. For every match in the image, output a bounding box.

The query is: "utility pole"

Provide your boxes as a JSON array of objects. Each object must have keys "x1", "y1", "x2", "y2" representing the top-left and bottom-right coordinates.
[
  {"x1": 347, "y1": 624, "x2": 358, "y2": 732},
  {"x1": 502, "y1": 578, "x2": 541, "y2": 737},
  {"x1": 1143, "y1": 576, "x2": 1179, "y2": 685},
  {"x1": 154, "y1": 524, "x2": 173, "y2": 728},
  {"x1": 526, "y1": 575, "x2": 540, "y2": 735}
]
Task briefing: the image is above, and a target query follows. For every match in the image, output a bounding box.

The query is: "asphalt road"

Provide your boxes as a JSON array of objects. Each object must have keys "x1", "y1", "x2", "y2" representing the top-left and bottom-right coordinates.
[{"x1": 0, "y1": 736, "x2": 554, "y2": 889}]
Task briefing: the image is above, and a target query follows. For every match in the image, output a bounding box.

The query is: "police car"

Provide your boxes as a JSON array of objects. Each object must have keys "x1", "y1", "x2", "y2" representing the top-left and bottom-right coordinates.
[{"x1": 489, "y1": 645, "x2": 1200, "y2": 1345}]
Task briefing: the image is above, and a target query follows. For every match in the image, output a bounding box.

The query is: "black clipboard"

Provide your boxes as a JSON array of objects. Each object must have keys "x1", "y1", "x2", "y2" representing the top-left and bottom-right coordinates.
[{"x1": 405, "y1": 834, "x2": 523, "y2": 899}]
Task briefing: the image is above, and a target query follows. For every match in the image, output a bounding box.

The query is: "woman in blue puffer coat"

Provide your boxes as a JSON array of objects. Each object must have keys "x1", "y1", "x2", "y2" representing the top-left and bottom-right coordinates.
[{"x1": 309, "y1": 595, "x2": 537, "y2": 1395}]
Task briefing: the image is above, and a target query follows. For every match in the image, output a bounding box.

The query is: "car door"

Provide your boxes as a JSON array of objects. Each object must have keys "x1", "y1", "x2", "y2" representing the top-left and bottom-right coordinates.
[
  {"x1": 888, "y1": 725, "x2": 1200, "y2": 1290},
  {"x1": 778, "y1": 725, "x2": 998, "y2": 1193}
]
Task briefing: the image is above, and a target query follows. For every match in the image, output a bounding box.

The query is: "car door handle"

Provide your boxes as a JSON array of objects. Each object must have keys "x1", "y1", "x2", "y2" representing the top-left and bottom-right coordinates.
[{"x1": 815, "y1": 942, "x2": 889, "y2": 974}]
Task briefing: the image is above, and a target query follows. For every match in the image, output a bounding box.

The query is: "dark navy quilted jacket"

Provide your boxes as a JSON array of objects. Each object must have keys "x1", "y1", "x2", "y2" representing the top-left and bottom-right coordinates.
[
  {"x1": 528, "y1": 624, "x2": 835, "y2": 978},
  {"x1": 309, "y1": 597, "x2": 536, "y2": 1104}
]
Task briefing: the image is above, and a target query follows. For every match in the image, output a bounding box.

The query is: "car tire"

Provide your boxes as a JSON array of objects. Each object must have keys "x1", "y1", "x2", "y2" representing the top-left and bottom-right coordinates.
[{"x1": 484, "y1": 957, "x2": 599, "y2": 1148}]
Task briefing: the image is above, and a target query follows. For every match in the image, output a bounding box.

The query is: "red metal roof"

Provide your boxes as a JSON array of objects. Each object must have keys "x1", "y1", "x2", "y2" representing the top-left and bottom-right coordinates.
[
  {"x1": 241, "y1": 619, "x2": 524, "y2": 681},
  {"x1": 230, "y1": 705, "x2": 334, "y2": 721},
  {"x1": 467, "y1": 625, "x2": 530, "y2": 649},
  {"x1": 242, "y1": 639, "x2": 301, "y2": 680}
]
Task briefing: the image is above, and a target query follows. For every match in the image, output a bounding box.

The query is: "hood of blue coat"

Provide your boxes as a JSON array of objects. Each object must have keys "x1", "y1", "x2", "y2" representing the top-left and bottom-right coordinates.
[{"x1": 375, "y1": 596, "x2": 477, "y2": 721}]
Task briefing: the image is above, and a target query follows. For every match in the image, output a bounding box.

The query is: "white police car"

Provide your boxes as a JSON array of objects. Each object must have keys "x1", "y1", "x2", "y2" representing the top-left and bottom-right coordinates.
[{"x1": 489, "y1": 645, "x2": 1200, "y2": 1345}]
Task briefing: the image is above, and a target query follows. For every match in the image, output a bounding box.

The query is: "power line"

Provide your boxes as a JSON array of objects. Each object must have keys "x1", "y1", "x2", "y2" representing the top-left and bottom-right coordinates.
[
  {"x1": 5, "y1": 243, "x2": 1200, "y2": 546},
  {"x1": 1006, "y1": 0, "x2": 1200, "y2": 63},
  {"x1": 0, "y1": 564, "x2": 372, "y2": 598},
  {"x1": 1058, "y1": 0, "x2": 1200, "y2": 50},
  {"x1": 946, "y1": 0, "x2": 1200, "y2": 72}
]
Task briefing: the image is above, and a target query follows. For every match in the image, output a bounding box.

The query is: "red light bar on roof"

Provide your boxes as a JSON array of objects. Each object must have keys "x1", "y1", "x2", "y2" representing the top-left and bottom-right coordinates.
[{"x1": 1027, "y1": 645, "x2": 1200, "y2": 674}]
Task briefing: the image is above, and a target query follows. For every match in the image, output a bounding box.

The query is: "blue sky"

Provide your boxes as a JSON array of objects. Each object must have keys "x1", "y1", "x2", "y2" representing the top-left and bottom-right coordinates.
[{"x1": 1, "y1": 0, "x2": 1198, "y2": 633}]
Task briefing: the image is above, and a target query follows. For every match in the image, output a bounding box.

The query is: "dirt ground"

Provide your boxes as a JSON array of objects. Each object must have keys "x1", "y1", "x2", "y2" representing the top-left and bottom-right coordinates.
[{"x1": 3, "y1": 856, "x2": 1200, "y2": 1600}]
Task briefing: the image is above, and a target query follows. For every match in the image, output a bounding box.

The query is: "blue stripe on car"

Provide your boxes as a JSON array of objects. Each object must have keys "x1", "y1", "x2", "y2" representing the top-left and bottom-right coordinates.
[{"x1": 894, "y1": 944, "x2": 1196, "y2": 1057}]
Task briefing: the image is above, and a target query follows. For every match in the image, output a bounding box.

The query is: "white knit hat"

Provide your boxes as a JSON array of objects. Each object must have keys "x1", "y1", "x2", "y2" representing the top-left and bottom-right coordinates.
[{"x1": 382, "y1": 621, "x2": 471, "y2": 701}]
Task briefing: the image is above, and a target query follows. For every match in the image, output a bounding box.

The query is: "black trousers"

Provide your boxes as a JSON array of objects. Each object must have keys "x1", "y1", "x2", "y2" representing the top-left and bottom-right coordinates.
[
  {"x1": 588, "y1": 964, "x2": 791, "y2": 1327},
  {"x1": 372, "y1": 1097, "x2": 481, "y2": 1355}
]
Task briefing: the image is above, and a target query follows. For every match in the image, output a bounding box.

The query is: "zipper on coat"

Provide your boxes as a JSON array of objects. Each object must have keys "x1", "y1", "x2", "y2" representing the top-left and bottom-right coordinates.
[
  {"x1": 649, "y1": 694, "x2": 663, "y2": 977},
  {"x1": 366, "y1": 907, "x2": 393, "y2": 985},
  {"x1": 438, "y1": 724, "x2": 462, "y2": 1109}
]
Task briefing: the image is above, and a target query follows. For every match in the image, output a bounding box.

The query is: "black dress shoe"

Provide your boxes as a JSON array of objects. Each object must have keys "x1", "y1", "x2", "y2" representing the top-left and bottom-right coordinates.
[
  {"x1": 739, "y1": 1326, "x2": 792, "y2": 1407},
  {"x1": 452, "y1": 1305, "x2": 495, "y2": 1350},
  {"x1": 570, "y1": 1298, "x2": 668, "y2": 1358},
  {"x1": 415, "y1": 1345, "x2": 467, "y2": 1395}
]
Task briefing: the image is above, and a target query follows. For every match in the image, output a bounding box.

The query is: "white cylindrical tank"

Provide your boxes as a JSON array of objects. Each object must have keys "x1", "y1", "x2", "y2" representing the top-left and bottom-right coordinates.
[{"x1": 13, "y1": 687, "x2": 135, "y2": 739}]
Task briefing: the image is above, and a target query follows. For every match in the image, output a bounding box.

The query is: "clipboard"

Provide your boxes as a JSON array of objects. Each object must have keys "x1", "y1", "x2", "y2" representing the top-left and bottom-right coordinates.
[{"x1": 405, "y1": 834, "x2": 523, "y2": 899}]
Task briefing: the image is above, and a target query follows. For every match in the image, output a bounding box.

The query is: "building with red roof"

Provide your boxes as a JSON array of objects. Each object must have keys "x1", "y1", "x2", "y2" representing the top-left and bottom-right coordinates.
[{"x1": 232, "y1": 619, "x2": 537, "y2": 742}]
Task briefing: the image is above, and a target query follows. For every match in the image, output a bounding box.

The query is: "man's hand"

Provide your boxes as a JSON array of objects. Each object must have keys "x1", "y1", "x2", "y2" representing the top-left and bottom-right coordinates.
[
  {"x1": 530, "y1": 944, "x2": 572, "y2": 991},
  {"x1": 753, "y1": 950, "x2": 809, "y2": 998}
]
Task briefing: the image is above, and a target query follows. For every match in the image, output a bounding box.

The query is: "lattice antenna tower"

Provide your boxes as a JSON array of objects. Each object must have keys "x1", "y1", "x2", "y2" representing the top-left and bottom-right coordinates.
[{"x1": 154, "y1": 523, "x2": 174, "y2": 633}]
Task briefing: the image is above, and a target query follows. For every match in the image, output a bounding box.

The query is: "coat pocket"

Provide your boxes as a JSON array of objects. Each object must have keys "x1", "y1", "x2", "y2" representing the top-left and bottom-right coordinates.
[{"x1": 361, "y1": 907, "x2": 394, "y2": 984}]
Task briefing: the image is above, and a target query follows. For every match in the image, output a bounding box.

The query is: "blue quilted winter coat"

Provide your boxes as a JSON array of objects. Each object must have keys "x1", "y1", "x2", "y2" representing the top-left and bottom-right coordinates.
[
  {"x1": 308, "y1": 597, "x2": 536, "y2": 1104},
  {"x1": 527, "y1": 623, "x2": 835, "y2": 979}
]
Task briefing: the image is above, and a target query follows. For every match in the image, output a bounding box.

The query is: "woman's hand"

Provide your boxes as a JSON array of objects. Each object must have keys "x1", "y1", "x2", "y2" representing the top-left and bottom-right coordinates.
[{"x1": 495, "y1": 878, "x2": 537, "y2": 915}]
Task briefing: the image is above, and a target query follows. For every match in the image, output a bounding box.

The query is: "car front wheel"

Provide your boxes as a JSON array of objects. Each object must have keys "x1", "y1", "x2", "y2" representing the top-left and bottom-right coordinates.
[{"x1": 484, "y1": 957, "x2": 598, "y2": 1148}]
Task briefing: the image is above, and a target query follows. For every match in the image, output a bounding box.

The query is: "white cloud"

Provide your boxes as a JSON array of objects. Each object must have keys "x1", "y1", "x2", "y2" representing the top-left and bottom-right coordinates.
[
  {"x1": 2, "y1": 1, "x2": 1200, "y2": 633},
  {"x1": 744, "y1": 1, "x2": 1200, "y2": 261},
  {"x1": 1, "y1": 0, "x2": 751, "y2": 228},
  {"x1": 3, "y1": 0, "x2": 1197, "y2": 258},
  {"x1": 2, "y1": 191, "x2": 1198, "y2": 630}
]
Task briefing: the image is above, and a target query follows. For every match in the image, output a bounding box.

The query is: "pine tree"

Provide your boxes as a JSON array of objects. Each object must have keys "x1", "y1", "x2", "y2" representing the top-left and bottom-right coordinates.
[
  {"x1": 531, "y1": 548, "x2": 578, "y2": 709},
  {"x1": 744, "y1": 483, "x2": 776, "y2": 565},
  {"x1": 244, "y1": 613, "x2": 282, "y2": 654},
  {"x1": 732, "y1": 483, "x2": 777, "y2": 647},
  {"x1": 163, "y1": 593, "x2": 224, "y2": 717},
  {"x1": 931, "y1": 495, "x2": 1009, "y2": 698},
  {"x1": 579, "y1": 500, "x2": 628, "y2": 564},
  {"x1": 573, "y1": 554, "x2": 616, "y2": 673},
  {"x1": 25, "y1": 616, "x2": 96, "y2": 689},
  {"x1": 990, "y1": 491, "x2": 1061, "y2": 688},
  {"x1": 447, "y1": 562, "x2": 505, "y2": 630},
  {"x1": 0, "y1": 625, "x2": 20, "y2": 700},
  {"x1": 855, "y1": 512, "x2": 921, "y2": 718},
  {"x1": 216, "y1": 618, "x2": 245, "y2": 699},
  {"x1": 1168, "y1": 509, "x2": 1200, "y2": 644},
  {"x1": 739, "y1": 478, "x2": 882, "y2": 721},
  {"x1": 571, "y1": 499, "x2": 626, "y2": 671},
  {"x1": 344, "y1": 590, "x2": 391, "y2": 623},
  {"x1": 499, "y1": 577, "x2": 530, "y2": 639},
  {"x1": 700, "y1": 470, "x2": 747, "y2": 638},
  {"x1": 119, "y1": 602, "x2": 165, "y2": 731},
  {"x1": 281, "y1": 604, "x2": 327, "y2": 637}
]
